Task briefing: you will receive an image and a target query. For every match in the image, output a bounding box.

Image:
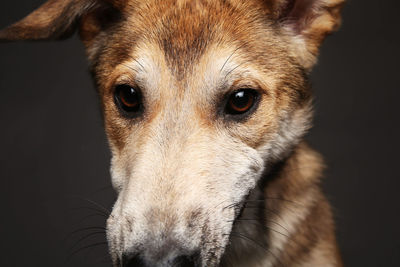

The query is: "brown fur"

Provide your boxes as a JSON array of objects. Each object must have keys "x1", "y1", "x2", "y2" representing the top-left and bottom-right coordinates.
[
  {"x1": 221, "y1": 143, "x2": 342, "y2": 267},
  {"x1": 0, "y1": 0, "x2": 345, "y2": 266}
]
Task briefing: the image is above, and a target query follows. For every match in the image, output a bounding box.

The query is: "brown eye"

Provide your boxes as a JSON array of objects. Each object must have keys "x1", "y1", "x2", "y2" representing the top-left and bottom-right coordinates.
[
  {"x1": 114, "y1": 84, "x2": 142, "y2": 114},
  {"x1": 226, "y1": 89, "x2": 257, "y2": 115}
]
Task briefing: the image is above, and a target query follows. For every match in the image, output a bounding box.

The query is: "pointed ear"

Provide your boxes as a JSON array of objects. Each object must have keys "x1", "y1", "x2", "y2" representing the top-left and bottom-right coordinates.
[
  {"x1": 269, "y1": 0, "x2": 345, "y2": 70},
  {"x1": 0, "y1": 0, "x2": 121, "y2": 42}
]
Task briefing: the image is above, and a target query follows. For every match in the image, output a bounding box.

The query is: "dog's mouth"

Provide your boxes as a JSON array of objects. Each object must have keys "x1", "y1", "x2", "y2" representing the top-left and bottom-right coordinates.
[
  {"x1": 108, "y1": 199, "x2": 251, "y2": 267},
  {"x1": 107, "y1": 173, "x2": 274, "y2": 267}
]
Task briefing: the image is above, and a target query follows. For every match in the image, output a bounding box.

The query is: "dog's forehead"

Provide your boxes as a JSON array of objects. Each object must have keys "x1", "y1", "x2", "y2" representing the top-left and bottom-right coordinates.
[
  {"x1": 119, "y1": 42, "x2": 264, "y2": 95},
  {"x1": 98, "y1": 0, "x2": 282, "y2": 90},
  {"x1": 120, "y1": 0, "x2": 273, "y2": 74}
]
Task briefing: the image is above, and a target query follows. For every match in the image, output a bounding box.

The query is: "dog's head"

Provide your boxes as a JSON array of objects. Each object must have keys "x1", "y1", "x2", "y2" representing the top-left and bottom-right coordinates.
[{"x1": 0, "y1": 0, "x2": 344, "y2": 266}]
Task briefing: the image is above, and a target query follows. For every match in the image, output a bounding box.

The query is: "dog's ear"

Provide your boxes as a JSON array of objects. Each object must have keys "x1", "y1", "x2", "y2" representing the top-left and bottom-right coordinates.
[
  {"x1": 267, "y1": 0, "x2": 345, "y2": 69},
  {"x1": 0, "y1": 0, "x2": 122, "y2": 42}
]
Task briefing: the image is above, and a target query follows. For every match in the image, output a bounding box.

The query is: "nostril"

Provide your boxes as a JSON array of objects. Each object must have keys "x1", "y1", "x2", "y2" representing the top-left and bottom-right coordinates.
[
  {"x1": 121, "y1": 251, "x2": 200, "y2": 267},
  {"x1": 123, "y1": 254, "x2": 145, "y2": 267},
  {"x1": 173, "y1": 253, "x2": 199, "y2": 267}
]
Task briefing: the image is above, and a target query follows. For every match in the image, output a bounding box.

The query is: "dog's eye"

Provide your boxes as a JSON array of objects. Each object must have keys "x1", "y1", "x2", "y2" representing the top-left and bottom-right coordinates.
[
  {"x1": 225, "y1": 89, "x2": 258, "y2": 115},
  {"x1": 114, "y1": 84, "x2": 142, "y2": 114}
]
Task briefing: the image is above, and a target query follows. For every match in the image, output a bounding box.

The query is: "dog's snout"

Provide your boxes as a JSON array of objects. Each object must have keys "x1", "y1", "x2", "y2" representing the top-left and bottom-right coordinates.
[{"x1": 122, "y1": 252, "x2": 199, "y2": 267}]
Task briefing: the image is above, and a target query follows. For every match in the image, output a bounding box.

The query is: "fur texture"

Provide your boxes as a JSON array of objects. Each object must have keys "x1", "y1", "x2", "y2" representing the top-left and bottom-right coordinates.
[{"x1": 0, "y1": 0, "x2": 345, "y2": 266}]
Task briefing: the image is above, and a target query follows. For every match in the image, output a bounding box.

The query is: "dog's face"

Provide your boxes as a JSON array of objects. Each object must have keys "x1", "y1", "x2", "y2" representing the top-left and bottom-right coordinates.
[
  {"x1": 96, "y1": 3, "x2": 314, "y2": 265},
  {"x1": 0, "y1": 0, "x2": 343, "y2": 266}
]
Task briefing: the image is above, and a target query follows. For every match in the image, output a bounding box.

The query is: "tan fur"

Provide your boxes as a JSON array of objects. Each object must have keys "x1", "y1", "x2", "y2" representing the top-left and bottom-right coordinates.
[{"x1": 0, "y1": 0, "x2": 345, "y2": 266}]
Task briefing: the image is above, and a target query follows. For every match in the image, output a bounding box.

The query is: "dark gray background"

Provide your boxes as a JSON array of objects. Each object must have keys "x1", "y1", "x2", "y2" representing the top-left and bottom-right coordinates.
[{"x1": 0, "y1": 0, "x2": 399, "y2": 266}]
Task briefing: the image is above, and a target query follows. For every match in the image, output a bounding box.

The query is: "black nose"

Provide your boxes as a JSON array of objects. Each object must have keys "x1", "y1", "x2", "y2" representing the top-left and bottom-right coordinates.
[
  {"x1": 123, "y1": 252, "x2": 199, "y2": 267},
  {"x1": 173, "y1": 254, "x2": 198, "y2": 267}
]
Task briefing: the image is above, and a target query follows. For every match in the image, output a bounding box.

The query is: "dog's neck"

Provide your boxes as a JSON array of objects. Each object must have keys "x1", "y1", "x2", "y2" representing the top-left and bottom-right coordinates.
[{"x1": 221, "y1": 142, "x2": 342, "y2": 267}]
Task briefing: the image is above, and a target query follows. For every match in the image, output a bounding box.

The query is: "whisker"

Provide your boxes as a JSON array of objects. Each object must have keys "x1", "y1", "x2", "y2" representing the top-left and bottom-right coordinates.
[
  {"x1": 69, "y1": 206, "x2": 109, "y2": 217},
  {"x1": 227, "y1": 232, "x2": 284, "y2": 267},
  {"x1": 68, "y1": 231, "x2": 106, "y2": 253},
  {"x1": 69, "y1": 207, "x2": 109, "y2": 218},
  {"x1": 222, "y1": 201, "x2": 242, "y2": 211},
  {"x1": 63, "y1": 226, "x2": 106, "y2": 243},
  {"x1": 67, "y1": 242, "x2": 108, "y2": 261},
  {"x1": 244, "y1": 197, "x2": 306, "y2": 208},
  {"x1": 225, "y1": 194, "x2": 307, "y2": 217},
  {"x1": 230, "y1": 218, "x2": 291, "y2": 235},
  {"x1": 235, "y1": 218, "x2": 300, "y2": 246},
  {"x1": 224, "y1": 202, "x2": 288, "y2": 225},
  {"x1": 215, "y1": 199, "x2": 232, "y2": 210},
  {"x1": 69, "y1": 226, "x2": 107, "y2": 234},
  {"x1": 66, "y1": 195, "x2": 112, "y2": 216},
  {"x1": 129, "y1": 56, "x2": 145, "y2": 70},
  {"x1": 72, "y1": 213, "x2": 108, "y2": 226},
  {"x1": 220, "y1": 43, "x2": 247, "y2": 72},
  {"x1": 234, "y1": 218, "x2": 305, "y2": 265},
  {"x1": 122, "y1": 63, "x2": 138, "y2": 73},
  {"x1": 224, "y1": 62, "x2": 246, "y2": 80}
]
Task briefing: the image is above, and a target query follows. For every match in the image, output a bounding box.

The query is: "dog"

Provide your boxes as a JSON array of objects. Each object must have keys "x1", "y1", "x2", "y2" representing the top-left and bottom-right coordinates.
[{"x1": 0, "y1": 0, "x2": 345, "y2": 266}]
